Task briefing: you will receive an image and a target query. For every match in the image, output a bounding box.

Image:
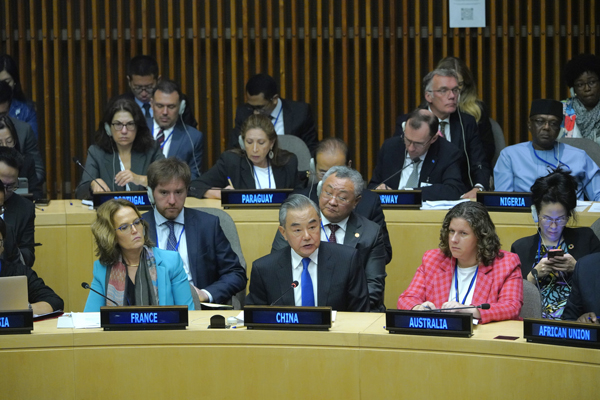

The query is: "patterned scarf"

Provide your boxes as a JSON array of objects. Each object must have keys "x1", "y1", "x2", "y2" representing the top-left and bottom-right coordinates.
[
  {"x1": 106, "y1": 245, "x2": 159, "y2": 306},
  {"x1": 572, "y1": 97, "x2": 600, "y2": 141}
]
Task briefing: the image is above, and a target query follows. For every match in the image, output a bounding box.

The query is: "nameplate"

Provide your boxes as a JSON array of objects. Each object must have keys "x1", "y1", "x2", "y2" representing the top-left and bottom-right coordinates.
[
  {"x1": 477, "y1": 191, "x2": 532, "y2": 212},
  {"x1": 93, "y1": 191, "x2": 152, "y2": 210},
  {"x1": 0, "y1": 309, "x2": 33, "y2": 335},
  {"x1": 386, "y1": 309, "x2": 473, "y2": 337},
  {"x1": 244, "y1": 305, "x2": 332, "y2": 331},
  {"x1": 100, "y1": 306, "x2": 188, "y2": 331},
  {"x1": 523, "y1": 318, "x2": 600, "y2": 349},
  {"x1": 220, "y1": 189, "x2": 293, "y2": 209},
  {"x1": 371, "y1": 190, "x2": 422, "y2": 209}
]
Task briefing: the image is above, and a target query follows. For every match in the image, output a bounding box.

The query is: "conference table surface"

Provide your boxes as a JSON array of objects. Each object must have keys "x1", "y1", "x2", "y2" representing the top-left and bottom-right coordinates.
[{"x1": 2, "y1": 311, "x2": 598, "y2": 399}]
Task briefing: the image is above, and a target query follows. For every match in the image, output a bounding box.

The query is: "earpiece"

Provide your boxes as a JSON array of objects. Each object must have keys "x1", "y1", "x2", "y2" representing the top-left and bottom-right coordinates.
[
  {"x1": 309, "y1": 158, "x2": 316, "y2": 177},
  {"x1": 570, "y1": 87, "x2": 575, "y2": 98},
  {"x1": 147, "y1": 186, "x2": 156, "y2": 208},
  {"x1": 179, "y1": 99, "x2": 186, "y2": 116},
  {"x1": 531, "y1": 205, "x2": 538, "y2": 223},
  {"x1": 238, "y1": 135, "x2": 245, "y2": 149},
  {"x1": 105, "y1": 123, "x2": 113, "y2": 137},
  {"x1": 316, "y1": 180, "x2": 323, "y2": 197}
]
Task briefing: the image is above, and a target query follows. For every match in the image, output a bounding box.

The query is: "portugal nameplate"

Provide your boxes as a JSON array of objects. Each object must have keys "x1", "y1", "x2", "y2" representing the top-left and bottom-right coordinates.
[
  {"x1": 93, "y1": 191, "x2": 152, "y2": 210},
  {"x1": 386, "y1": 309, "x2": 473, "y2": 337},
  {"x1": 100, "y1": 306, "x2": 188, "y2": 331},
  {"x1": 244, "y1": 305, "x2": 332, "y2": 331},
  {"x1": 524, "y1": 318, "x2": 600, "y2": 349}
]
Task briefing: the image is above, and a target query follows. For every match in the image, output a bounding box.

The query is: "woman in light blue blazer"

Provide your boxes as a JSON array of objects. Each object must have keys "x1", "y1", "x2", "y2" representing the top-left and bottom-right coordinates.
[{"x1": 84, "y1": 199, "x2": 194, "y2": 312}]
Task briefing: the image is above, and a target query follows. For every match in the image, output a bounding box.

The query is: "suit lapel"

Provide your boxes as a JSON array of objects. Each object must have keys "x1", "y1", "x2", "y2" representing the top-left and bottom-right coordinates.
[
  {"x1": 343, "y1": 213, "x2": 361, "y2": 249},
  {"x1": 419, "y1": 140, "x2": 439, "y2": 185},
  {"x1": 142, "y1": 210, "x2": 158, "y2": 245},
  {"x1": 449, "y1": 112, "x2": 461, "y2": 147},
  {"x1": 168, "y1": 126, "x2": 184, "y2": 158},
  {"x1": 472, "y1": 264, "x2": 493, "y2": 306},
  {"x1": 317, "y1": 247, "x2": 334, "y2": 307},
  {"x1": 276, "y1": 250, "x2": 295, "y2": 305},
  {"x1": 281, "y1": 99, "x2": 292, "y2": 135},
  {"x1": 154, "y1": 251, "x2": 168, "y2": 306},
  {"x1": 239, "y1": 157, "x2": 256, "y2": 188}
]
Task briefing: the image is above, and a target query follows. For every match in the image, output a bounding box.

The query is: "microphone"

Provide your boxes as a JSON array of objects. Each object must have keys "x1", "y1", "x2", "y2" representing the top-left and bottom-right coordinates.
[
  {"x1": 81, "y1": 282, "x2": 119, "y2": 306},
  {"x1": 531, "y1": 269, "x2": 545, "y2": 317},
  {"x1": 377, "y1": 157, "x2": 420, "y2": 189},
  {"x1": 73, "y1": 157, "x2": 109, "y2": 192},
  {"x1": 421, "y1": 303, "x2": 490, "y2": 312},
  {"x1": 270, "y1": 280, "x2": 299, "y2": 306}
]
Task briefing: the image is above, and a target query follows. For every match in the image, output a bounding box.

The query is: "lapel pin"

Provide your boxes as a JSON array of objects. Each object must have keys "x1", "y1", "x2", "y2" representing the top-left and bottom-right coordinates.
[{"x1": 355, "y1": 233, "x2": 360, "y2": 238}]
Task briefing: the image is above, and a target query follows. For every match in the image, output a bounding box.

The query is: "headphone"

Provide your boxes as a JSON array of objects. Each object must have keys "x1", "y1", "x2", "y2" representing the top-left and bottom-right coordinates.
[
  {"x1": 178, "y1": 99, "x2": 186, "y2": 116},
  {"x1": 316, "y1": 179, "x2": 323, "y2": 197},
  {"x1": 147, "y1": 185, "x2": 156, "y2": 208},
  {"x1": 238, "y1": 135, "x2": 245, "y2": 149},
  {"x1": 531, "y1": 205, "x2": 538, "y2": 223},
  {"x1": 105, "y1": 123, "x2": 112, "y2": 137}
]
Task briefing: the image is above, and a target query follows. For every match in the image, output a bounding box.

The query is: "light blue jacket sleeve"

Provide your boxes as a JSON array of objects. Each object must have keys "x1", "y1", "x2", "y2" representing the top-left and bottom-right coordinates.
[
  {"x1": 582, "y1": 155, "x2": 600, "y2": 201},
  {"x1": 493, "y1": 149, "x2": 514, "y2": 192},
  {"x1": 84, "y1": 260, "x2": 109, "y2": 312}
]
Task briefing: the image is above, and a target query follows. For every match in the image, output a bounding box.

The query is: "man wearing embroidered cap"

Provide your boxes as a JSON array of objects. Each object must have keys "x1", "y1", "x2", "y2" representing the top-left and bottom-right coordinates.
[{"x1": 494, "y1": 99, "x2": 600, "y2": 200}]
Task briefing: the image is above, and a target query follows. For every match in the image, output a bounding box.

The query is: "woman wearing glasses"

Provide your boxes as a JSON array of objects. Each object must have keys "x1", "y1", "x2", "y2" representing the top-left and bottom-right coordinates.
[
  {"x1": 511, "y1": 170, "x2": 600, "y2": 319},
  {"x1": 84, "y1": 199, "x2": 194, "y2": 312},
  {"x1": 75, "y1": 97, "x2": 164, "y2": 199},
  {"x1": 560, "y1": 53, "x2": 600, "y2": 143},
  {"x1": 189, "y1": 114, "x2": 300, "y2": 199}
]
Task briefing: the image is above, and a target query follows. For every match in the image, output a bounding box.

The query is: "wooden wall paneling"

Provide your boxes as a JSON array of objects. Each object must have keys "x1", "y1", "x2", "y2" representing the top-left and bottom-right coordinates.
[
  {"x1": 501, "y1": 0, "x2": 509, "y2": 137},
  {"x1": 266, "y1": 0, "x2": 274, "y2": 79},
  {"x1": 180, "y1": 0, "x2": 187, "y2": 90},
  {"x1": 4, "y1": 1, "x2": 12, "y2": 54},
  {"x1": 91, "y1": 0, "x2": 101, "y2": 138},
  {"x1": 155, "y1": 0, "x2": 163, "y2": 69},
  {"x1": 192, "y1": 1, "x2": 203, "y2": 162},
  {"x1": 328, "y1": 0, "x2": 335, "y2": 138},
  {"x1": 465, "y1": 28, "x2": 470, "y2": 64},
  {"x1": 242, "y1": 0, "x2": 250, "y2": 91},
  {"x1": 540, "y1": 1, "x2": 547, "y2": 99},
  {"x1": 67, "y1": 0, "x2": 77, "y2": 189},
  {"x1": 414, "y1": 2, "x2": 421, "y2": 106},
  {"x1": 304, "y1": 0, "x2": 311, "y2": 104},
  {"x1": 278, "y1": 0, "x2": 286, "y2": 99},
  {"x1": 28, "y1": 0, "x2": 39, "y2": 120},
  {"x1": 513, "y1": 2, "x2": 521, "y2": 142},
  {"x1": 167, "y1": 0, "x2": 175, "y2": 78},
  {"x1": 17, "y1": 1, "x2": 26, "y2": 91},
  {"x1": 205, "y1": 1, "x2": 214, "y2": 157},
  {"x1": 353, "y1": 0, "x2": 361, "y2": 169},
  {"x1": 316, "y1": 0, "x2": 324, "y2": 140},
  {"x1": 578, "y1": 0, "x2": 584, "y2": 51},
  {"x1": 291, "y1": 0, "x2": 298, "y2": 101},
  {"x1": 132, "y1": 0, "x2": 139, "y2": 56},
  {"x1": 79, "y1": 0, "x2": 89, "y2": 153},
  {"x1": 401, "y1": 0, "x2": 409, "y2": 114},
  {"x1": 476, "y1": 27, "x2": 483, "y2": 102},
  {"x1": 104, "y1": 0, "x2": 113, "y2": 97},
  {"x1": 365, "y1": 0, "x2": 373, "y2": 170},
  {"x1": 341, "y1": 0, "x2": 349, "y2": 144},
  {"x1": 52, "y1": 0, "x2": 62, "y2": 197},
  {"x1": 41, "y1": 0, "x2": 53, "y2": 195},
  {"x1": 441, "y1": 0, "x2": 448, "y2": 56},
  {"x1": 453, "y1": 25, "x2": 460, "y2": 59},
  {"x1": 231, "y1": 0, "x2": 239, "y2": 123},
  {"x1": 389, "y1": 0, "x2": 397, "y2": 137},
  {"x1": 566, "y1": 0, "x2": 572, "y2": 60},
  {"x1": 427, "y1": 0, "x2": 434, "y2": 71},
  {"x1": 254, "y1": 0, "x2": 262, "y2": 73},
  {"x1": 553, "y1": 0, "x2": 561, "y2": 101},
  {"x1": 117, "y1": 0, "x2": 125, "y2": 94},
  {"x1": 591, "y1": 0, "x2": 596, "y2": 52},
  {"x1": 489, "y1": 0, "x2": 497, "y2": 114},
  {"x1": 217, "y1": 0, "x2": 226, "y2": 151},
  {"x1": 526, "y1": 0, "x2": 533, "y2": 116},
  {"x1": 377, "y1": 0, "x2": 385, "y2": 146}
]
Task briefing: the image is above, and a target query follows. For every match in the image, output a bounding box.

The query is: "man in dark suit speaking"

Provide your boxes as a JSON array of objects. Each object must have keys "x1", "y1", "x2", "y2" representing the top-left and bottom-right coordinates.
[
  {"x1": 246, "y1": 194, "x2": 369, "y2": 312},
  {"x1": 228, "y1": 73, "x2": 318, "y2": 154},
  {"x1": 369, "y1": 108, "x2": 465, "y2": 200},
  {"x1": 272, "y1": 166, "x2": 387, "y2": 311},
  {"x1": 143, "y1": 158, "x2": 247, "y2": 304}
]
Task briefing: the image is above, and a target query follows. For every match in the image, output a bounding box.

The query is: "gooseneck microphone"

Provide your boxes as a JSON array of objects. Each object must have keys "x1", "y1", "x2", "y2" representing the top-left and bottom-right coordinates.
[
  {"x1": 424, "y1": 303, "x2": 490, "y2": 312},
  {"x1": 531, "y1": 269, "x2": 545, "y2": 317},
  {"x1": 81, "y1": 282, "x2": 119, "y2": 306},
  {"x1": 270, "y1": 281, "x2": 299, "y2": 306},
  {"x1": 72, "y1": 157, "x2": 109, "y2": 192},
  {"x1": 378, "y1": 157, "x2": 420, "y2": 189}
]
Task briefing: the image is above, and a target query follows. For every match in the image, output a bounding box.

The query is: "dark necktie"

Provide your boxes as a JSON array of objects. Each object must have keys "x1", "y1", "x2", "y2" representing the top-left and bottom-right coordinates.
[
  {"x1": 142, "y1": 103, "x2": 151, "y2": 119},
  {"x1": 166, "y1": 220, "x2": 178, "y2": 251},
  {"x1": 405, "y1": 159, "x2": 422, "y2": 189},
  {"x1": 301, "y1": 257, "x2": 315, "y2": 307},
  {"x1": 156, "y1": 129, "x2": 165, "y2": 146},
  {"x1": 327, "y1": 224, "x2": 339, "y2": 243},
  {"x1": 439, "y1": 121, "x2": 448, "y2": 139}
]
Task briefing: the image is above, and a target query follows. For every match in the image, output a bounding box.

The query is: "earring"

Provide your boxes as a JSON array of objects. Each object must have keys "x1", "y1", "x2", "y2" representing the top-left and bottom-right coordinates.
[{"x1": 269, "y1": 150, "x2": 274, "y2": 159}]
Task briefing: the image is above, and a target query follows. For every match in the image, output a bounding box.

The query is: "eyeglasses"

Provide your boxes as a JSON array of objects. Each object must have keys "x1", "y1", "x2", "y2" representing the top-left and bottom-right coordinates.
[
  {"x1": 403, "y1": 134, "x2": 433, "y2": 150},
  {"x1": 429, "y1": 87, "x2": 460, "y2": 97},
  {"x1": 531, "y1": 118, "x2": 561, "y2": 130},
  {"x1": 322, "y1": 189, "x2": 351, "y2": 205},
  {"x1": 0, "y1": 137, "x2": 15, "y2": 147},
  {"x1": 115, "y1": 218, "x2": 143, "y2": 233},
  {"x1": 573, "y1": 79, "x2": 599, "y2": 91},
  {"x1": 111, "y1": 121, "x2": 137, "y2": 131},
  {"x1": 3, "y1": 180, "x2": 19, "y2": 192},
  {"x1": 131, "y1": 84, "x2": 156, "y2": 93},
  {"x1": 539, "y1": 215, "x2": 568, "y2": 226}
]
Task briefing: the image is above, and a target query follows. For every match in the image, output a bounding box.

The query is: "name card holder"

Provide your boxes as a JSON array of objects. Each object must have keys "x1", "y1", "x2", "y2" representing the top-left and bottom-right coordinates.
[
  {"x1": 477, "y1": 191, "x2": 532, "y2": 212},
  {"x1": 523, "y1": 318, "x2": 600, "y2": 349},
  {"x1": 371, "y1": 190, "x2": 422, "y2": 209},
  {"x1": 244, "y1": 305, "x2": 332, "y2": 331},
  {"x1": 0, "y1": 309, "x2": 33, "y2": 335},
  {"x1": 221, "y1": 189, "x2": 293, "y2": 209},
  {"x1": 385, "y1": 309, "x2": 473, "y2": 337},
  {"x1": 100, "y1": 306, "x2": 188, "y2": 331},
  {"x1": 93, "y1": 191, "x2": 152, "y2": 210}
]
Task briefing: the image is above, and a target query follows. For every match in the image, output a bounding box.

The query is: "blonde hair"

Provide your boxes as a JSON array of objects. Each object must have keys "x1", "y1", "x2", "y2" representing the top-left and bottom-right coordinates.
[{"x1": 436, "y1": 56, "x2": 482, "y2": 122}]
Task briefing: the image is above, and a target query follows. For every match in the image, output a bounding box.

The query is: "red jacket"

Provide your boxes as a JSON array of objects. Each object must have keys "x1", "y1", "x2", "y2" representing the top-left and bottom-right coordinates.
[{"x1": 397, "y1": 249, "x2": 523, "y2": 324}]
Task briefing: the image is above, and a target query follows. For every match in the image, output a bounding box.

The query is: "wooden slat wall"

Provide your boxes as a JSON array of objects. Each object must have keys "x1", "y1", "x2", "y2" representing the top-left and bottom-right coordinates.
[{"x1": 0, "y1": 0, "x2": 598, "y2": 198}]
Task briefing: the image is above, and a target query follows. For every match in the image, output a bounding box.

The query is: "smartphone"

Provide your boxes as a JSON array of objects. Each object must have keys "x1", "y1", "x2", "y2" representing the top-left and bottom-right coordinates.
[{"x1": 548, "y1": 249, "x2": 564, "y2": 258}]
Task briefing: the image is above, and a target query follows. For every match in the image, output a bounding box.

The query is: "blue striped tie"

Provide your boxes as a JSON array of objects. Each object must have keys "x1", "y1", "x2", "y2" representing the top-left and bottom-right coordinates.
[
  {"x1": 166, "y1": 220, "x2": 178, "y2": 251},
  {"x1": 301, "y1": 257, "x2": 315, "y2": 307}
]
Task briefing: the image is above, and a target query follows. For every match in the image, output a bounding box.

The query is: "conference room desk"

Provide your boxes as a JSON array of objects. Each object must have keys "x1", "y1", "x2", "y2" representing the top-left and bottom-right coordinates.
[{"x1": 2, "y1": 312, "x2": 598, "y2": 399}]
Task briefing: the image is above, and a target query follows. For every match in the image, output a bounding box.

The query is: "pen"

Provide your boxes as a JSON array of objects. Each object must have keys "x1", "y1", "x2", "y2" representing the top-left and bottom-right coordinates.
[{"x1": 227, "y1": 176, "x2": 234, "y2": 189}]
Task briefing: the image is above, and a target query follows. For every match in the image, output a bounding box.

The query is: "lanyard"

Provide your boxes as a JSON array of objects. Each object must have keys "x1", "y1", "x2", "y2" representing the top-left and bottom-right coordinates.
[
  {"x1": 531, "y1": 142, "x2": 571, "y2": 171},
  {"x1": 320, "y1": 221, "x2": 330, "y2": 241},
  {"x1": 252, "y1": 161, "x2": 271, "y2": 189},
  {"x1": 272, "y1": 104, "x2": 283, "y2": 127},
  {"x1": 156, "y1": 224, "x2": 186, "y2": 251},
  {"x1": 154, "y1": 127, "x2": 175, "y2": 149},
  {"x1": 454, "y1": 260, "x2": 478, "y2": 304}
]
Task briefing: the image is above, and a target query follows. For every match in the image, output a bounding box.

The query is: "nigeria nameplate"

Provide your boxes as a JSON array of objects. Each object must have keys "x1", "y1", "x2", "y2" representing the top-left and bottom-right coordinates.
[
  {"x1": 0, "y1": 309, "x2": 33, "y2": 335},
  {"x1": 524, "y1": 318, "x2": 600, "y2": 349},
  {"x1": 371, "y1": 190, "x2": 422, "y2": 209},
  {"x1": 477, "y1": 191, "x2": 532, "y2": 212},
  {"x1": 244, "y1": 305, "x2": 332, "y2": 331},
  {"x1": 386, "y1": 309, "x2": 473, "y2": 337},
  {"x1": 93, "y1": 191, "x2": 152, "y2": 210},
  {"x1": 100, "y1": 306, "x2": 188, "y2": 331},
  {"x1": 220, "y1": 189, "x2": 293, "y2": 208}
]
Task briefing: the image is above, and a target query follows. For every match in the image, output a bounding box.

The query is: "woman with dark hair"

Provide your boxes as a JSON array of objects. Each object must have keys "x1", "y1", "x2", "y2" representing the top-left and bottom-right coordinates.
[
  {"x1": 84, "y1": 199, "x2": 194, "y2": 312},
  {"x1": 511, "y1": 169, "x2": 600, "y2": 319},
  {"x1": 560, "y1": 53, "x2": 600, "y2": 142},
  {"x1": 436, "y1": 56, "x2": 495, "y2": 165},
  {"x1": 398, "y1": 201, "x2": 523, "y2": 324},
  {"x1": 190, "y1": 113, "x2": 300, "y2": 199},
  {"x1": 75, "y1": 97, "x2": 164, "y2": 199},
  {"x1": 0, "y1": 115, "x2": 42, "y2": 199},
  {"x1": 0, "y1": 54, "x2": 38, "y2": 138}
]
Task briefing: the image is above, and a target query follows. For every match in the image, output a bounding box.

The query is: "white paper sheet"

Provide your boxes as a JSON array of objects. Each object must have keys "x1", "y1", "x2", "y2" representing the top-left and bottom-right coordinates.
[{"x1": 449, "y1": 0, "x2": 486, "y2": 28}]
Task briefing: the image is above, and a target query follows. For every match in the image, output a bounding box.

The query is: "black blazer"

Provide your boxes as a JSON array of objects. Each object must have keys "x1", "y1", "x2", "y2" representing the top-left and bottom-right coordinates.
[
  {"x1": 394, "y1": 110, "x2": 491, "y2": 190},
  {"x1": 368, "y1": 135, "x2": 466, "y2": 200},
  {"x1": 295, "y1": 184, "x2": 392, "y2": 264},
  {"x1": 4, "y1": 193, "x2": 35, "y2": 267},
  {"x1": 562, "y1": 252, "x2": 600, "y2": 320},
  {"x1": 228, "y1": 98, "x2": 318, "y2": 154},
  {"x1": 116, "y1": 92, "x2": 198, "y2": 129},
  {"x1": 511, "y1": 227, "x2": 600, "y2": 279},
  {"x1": 188, "y1": 150, "x2": 301, "y2": 198},
  {"x1": 246, "y1": 242, "x2": 369, "y2": 312}
]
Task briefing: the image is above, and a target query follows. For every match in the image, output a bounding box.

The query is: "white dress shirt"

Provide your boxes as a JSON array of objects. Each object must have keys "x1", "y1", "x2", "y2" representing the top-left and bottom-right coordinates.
[{"x1": 270, "y1": 98, "x2": 285, "y2": 136}]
